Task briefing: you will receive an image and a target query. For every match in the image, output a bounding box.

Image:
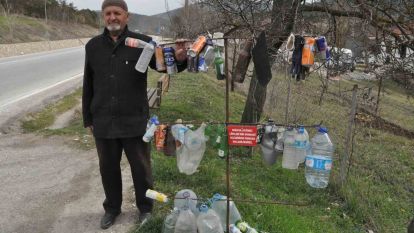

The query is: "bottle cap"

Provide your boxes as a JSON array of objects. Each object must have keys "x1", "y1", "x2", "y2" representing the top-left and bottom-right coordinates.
[
  {"x1": 298, "y1": 126, "x2": 305, "y2": 133},
  {"x1": 150, "y1": 116, "x2": 159, "y2": 125},
  {"x1": 212, "y1": 193, "x2": 224, "y2": 201},
  {"x1": 318, "y1": 127, "x2": 328, "y2": 133},
  {"x1": 199, "y1": 204, "x2": 209, "y2": 213}
]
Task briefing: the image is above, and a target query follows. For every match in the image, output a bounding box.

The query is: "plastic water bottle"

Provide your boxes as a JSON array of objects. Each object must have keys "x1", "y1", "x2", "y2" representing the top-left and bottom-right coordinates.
[
  {"x1": 260, "y1": 123, "x2": 279, "y2": 165},
  {"x1": 210, "y1": 194, "x2": 242, "y2": 230},
  {"x1": 282, "y1": 128, "x2": 298, "y2": 169},
  {"x1": 197, "y1": 204, "x2": 224, "y2": 233},
  {"x1": 136, "y1": 41, "x2": 155, "y2": 73},
  {"x1": 174, "y1": 189, "x2": 198, "y2": 215},
  {"x1": 142, "y1": 116, "x2": 159, "y2": 142},
  {"x1": 163, "y1": 208, "x2": 180, "y2": 233},
  {"x1": 294, "y1": 126, "x2": 309, "y2": 164},
  {"x1": 305, "y1": 127, "x2": 334, "y2": 188},
  {"x1": 174, "y1": 206, "x2": 197, "y2": 233}
]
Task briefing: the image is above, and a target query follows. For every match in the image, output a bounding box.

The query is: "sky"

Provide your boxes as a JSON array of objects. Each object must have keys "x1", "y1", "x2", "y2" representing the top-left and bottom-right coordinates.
[{"x1": 67, "y1": 0, "x2": 184, "y2": 15}]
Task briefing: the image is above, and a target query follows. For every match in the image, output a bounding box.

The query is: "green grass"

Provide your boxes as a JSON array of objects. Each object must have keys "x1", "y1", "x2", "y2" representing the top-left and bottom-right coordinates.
[
  {"x1": 21, "y1": 89, "x2": 82, "y2": 132},
  {"x1": 133, "y1": 71, "x2": 363, "y2": 233},
  {"x1": 22, "y1": 69, "x2": 413, "y2": 232}
]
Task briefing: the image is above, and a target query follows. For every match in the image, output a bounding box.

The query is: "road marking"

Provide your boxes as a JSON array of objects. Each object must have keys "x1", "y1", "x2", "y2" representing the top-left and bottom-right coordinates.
[
  {"x1": 0, "y1": 47, "x2": 84, "y2": 66},
  {"x1": 0, "y1": 73, "x2": 84, "y2": 109}
]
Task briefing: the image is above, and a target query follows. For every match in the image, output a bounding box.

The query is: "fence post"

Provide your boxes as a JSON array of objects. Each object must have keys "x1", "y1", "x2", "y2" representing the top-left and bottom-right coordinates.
[{"x1": 341, "y1": 84, "x2": 358, "y2": 185}]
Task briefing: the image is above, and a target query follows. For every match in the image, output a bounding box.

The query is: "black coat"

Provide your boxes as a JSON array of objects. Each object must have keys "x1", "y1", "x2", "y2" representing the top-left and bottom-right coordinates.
[{"x1": 82, "y1": 26, "x2": 185, "y2": 138}]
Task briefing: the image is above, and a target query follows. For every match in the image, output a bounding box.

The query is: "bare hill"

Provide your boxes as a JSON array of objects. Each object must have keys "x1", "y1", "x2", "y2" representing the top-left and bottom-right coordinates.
[{"x1": 0, "y1": 15, "x2": 99, "y2": 44}]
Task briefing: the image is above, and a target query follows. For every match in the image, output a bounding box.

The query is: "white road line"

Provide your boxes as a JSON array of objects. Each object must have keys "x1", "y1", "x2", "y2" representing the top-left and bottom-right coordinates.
[
  {"x1": 0, "y1": 73, "x2": 84, "y2": 109},
  {"x1": 0, "y1": 48, "x2": 84, "y2": 66}
]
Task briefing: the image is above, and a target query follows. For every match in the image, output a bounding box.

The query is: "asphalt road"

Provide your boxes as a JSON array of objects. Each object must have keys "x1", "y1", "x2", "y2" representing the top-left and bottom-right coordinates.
[{"x1": 0, "y1": 47, "x2": 85, "y2": 108}]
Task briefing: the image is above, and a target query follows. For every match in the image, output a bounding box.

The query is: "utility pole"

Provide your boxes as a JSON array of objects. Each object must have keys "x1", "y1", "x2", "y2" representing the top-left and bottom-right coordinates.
[{"x1": 44, "y1": 0, "x2": 48, "y2": 24}]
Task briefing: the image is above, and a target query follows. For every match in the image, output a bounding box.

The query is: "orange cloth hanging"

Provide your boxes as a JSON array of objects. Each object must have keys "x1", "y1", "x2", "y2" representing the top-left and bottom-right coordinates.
[{"x1": 301, "y1": 37, "x2": 316, "y2": 67}]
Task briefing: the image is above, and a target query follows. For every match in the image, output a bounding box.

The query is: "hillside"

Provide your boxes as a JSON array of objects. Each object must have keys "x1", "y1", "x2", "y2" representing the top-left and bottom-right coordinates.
[
  {"x1": 126, "y1": 13, "x2": 169, "y2": 35},
  {"x1": 0, "y1": 14, "x2": 99, "y2": 44}
]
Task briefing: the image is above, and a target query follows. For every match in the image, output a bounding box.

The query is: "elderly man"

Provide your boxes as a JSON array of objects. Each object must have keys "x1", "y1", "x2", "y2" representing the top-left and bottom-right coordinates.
[{"x1": 82, "y1": 0, "x2": 186, "y2": 229}]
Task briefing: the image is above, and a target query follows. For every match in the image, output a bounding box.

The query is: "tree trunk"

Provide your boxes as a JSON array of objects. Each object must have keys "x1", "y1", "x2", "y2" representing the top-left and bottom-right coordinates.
[{"x1": 240, "y1": 0, "x2": 301, "y2": 123}]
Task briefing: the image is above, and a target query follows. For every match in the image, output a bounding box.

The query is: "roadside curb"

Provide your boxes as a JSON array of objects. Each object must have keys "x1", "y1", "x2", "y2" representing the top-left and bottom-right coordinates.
[{"x1": 0, "y1": 73, "x2": 83, "y2": 134}]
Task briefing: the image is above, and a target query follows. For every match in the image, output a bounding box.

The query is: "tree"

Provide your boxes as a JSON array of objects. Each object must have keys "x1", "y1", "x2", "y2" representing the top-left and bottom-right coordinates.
[{"x1": 200, "y1": 0, "x2": 414, "y2": 123}]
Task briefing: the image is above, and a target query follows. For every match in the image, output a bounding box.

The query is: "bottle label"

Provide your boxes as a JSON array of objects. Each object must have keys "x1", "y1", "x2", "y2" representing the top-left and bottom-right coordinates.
[
  {"x1": 305, "y1": 156, "x2": 332, "y2": 171},
  {"x1": 294, "y1": 140, "x2": 307, "y2": 149}
]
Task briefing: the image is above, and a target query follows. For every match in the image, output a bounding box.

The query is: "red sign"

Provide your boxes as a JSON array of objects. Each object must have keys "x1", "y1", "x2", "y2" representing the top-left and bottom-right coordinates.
[{"x1": 227, "y1": 125, "x2": 257, "y2": 146}]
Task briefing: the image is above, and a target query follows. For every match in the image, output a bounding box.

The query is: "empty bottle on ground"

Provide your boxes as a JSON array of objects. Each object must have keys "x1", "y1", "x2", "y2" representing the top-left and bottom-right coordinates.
[
  {"x1": 210, "y1": 193, "x2": 242, "y2": 230},
  {"x1": 305, "y1": 127, "x2": 334, "y2": 188},
  {"x1": 174, "y1": 198, "x2": 197, "y2": 233},
  {"x1": 196, "y1": 204, "x2": 224, "y2": 233},
  {"x1": 163, "y1": 208, "x2": 180, "y2": 233}
]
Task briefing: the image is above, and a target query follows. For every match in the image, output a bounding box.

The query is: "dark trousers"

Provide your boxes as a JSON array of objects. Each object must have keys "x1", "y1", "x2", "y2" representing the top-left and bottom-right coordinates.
[{"x1": 95, "y1": 137, "x2": 153, "y2": 214}]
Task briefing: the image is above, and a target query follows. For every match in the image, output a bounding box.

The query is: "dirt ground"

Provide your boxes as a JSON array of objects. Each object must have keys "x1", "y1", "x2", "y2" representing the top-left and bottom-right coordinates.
[
  {"x1": 0, "y1": 131, "x2": 140, "y2": 233},
  {"x1": 0, "y1": 80, "x2": 140, "y2": 233}
]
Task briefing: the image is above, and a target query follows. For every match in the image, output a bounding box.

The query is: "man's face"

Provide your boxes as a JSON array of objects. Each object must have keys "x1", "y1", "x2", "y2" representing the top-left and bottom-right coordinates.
[{"x1": 102, "y1": 6, "x2": 129, "y2": 35}]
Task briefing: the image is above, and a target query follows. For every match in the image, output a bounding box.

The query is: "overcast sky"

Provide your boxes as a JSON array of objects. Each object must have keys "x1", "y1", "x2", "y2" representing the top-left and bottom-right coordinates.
[{"x1": 67, "y1": 0, "x2": 184, "y2": 15}]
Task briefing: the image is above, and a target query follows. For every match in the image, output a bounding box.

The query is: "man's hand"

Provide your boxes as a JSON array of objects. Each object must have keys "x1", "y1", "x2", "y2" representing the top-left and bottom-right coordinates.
[{"x1": 174, "y1": 39, "x2": 187, "y2": 63}]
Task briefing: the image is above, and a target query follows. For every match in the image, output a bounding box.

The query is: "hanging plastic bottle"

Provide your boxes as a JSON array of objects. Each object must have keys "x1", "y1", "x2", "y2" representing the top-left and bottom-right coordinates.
[
  {"x1": 282, "y1": 127, "x2": 298, "y2": 169},
  {"x1": 142, "y1": 116, "x2": 159, "y2": 142},
  {"x1": 174, "y1": 198, "x2": 198, "y2": 233},
  {"x1": 301, "y1": 37, "x2": 316, "y2": 67},
  {"x1": 174, "y1": 189, "x2": 198, "y2": 215},
  {"x1": 305, "y1": 127, "x2": 334, "y2": 188},
  {"x1": 163, "y1": 208, "x2": 180, "y2": 233},
  {"x1": 210, "y1": 193, "x2": 242, "y2": 230},
  {"x1": 315, "y1": 36, "x2": 328, "y2": 60},
  {"x1": 214, "y1": 47, "x2": 225, "y2": 80},
  {"x1": 136, "y1": 40, "x2": 155, "y2": 73},
  {"x1": 202, "y1": 38, "x2": 215, "y2": 67},
  {"x1": 213, "y1": 124, "x2": 225, "y2": 149},
  {"x1": 294, "y1": 126, "x2": 309, "y2": 164},
  {"x1": 260, "y1": 120, "x2": 280, "y2": 165},
  {"x1": 218, "y1": 129, "x2": 228, "y2": 158},
  {"x1": 197, "y1": 204, "x2": 224, "y2": 233}
]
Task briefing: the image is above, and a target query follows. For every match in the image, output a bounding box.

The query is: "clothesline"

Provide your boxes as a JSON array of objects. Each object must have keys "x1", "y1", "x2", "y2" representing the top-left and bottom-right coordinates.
[
  {"x1": 169, "y1": 197, "x2": 309, "y2": 207},
  {"x1": 153, "y1": 120, "x2": 323, "y2": 129}
]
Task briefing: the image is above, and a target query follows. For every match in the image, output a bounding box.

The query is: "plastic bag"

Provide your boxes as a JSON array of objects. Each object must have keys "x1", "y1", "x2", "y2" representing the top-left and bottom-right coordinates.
[{"x1": 175, "y1": 123, "x2": 208, "y2": 175}]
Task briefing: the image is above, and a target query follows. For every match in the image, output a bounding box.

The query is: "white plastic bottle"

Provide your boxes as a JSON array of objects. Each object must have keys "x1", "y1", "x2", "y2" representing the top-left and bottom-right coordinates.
[
  {"x1": 142, "y1": 116, "x2": 159, "y2": 142},
  {"x1": 197, "y1": 204, "x2": 224, "y2": 233},
  {"x1": 210, "y1": 193, "x2": 242, "y2": 230},
  {"x1": 305, "y1": 127, "x2": 334, "y2": 188},
  {"x1": 174, "y1": 189, "x2": 198, "y2": 216},
  {"x1": 282, "y1": 128, "x2": 298, "y2": 169},
  {"x1": 136, "y1": 41, "x2": 155, "y2": 73},
  {"x1": 174, "y1": 201, "x2": 197, "y2": 233},
  {"x1": 229, "y1": 224, "x2": 242, "y2": 233},
  {"x1": 163, "y1": 208, "x2": 180, "y2": 233},
  {"x1": 294, "y1": 126, "x2": 309, "y2": 164}
]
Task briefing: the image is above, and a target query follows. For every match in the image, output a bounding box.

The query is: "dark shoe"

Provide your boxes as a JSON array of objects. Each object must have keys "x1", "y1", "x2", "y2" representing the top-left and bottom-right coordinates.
[
  {"x1": 100, "y1": 212, "x2": 120, "y2": 229},
  {"x1": 138, "y1": 212, "x2": 152, "y2": 226}
]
